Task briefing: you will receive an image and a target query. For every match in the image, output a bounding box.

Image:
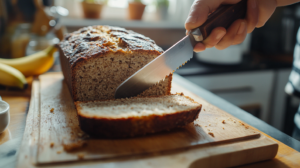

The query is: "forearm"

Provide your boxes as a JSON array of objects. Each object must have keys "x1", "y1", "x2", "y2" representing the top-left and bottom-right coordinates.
[{"x1": 277, "y1": 0, "x2": 300, "y2": 6}]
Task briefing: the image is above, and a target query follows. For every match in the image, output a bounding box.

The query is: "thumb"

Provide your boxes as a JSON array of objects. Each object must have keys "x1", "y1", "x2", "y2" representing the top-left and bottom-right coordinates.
[
  {"x1": 185, "y1": 0, "x2": 241, "y2": 31},
  {"x1": 185, "y1": 0, "x2": 218, "y2": 31}
]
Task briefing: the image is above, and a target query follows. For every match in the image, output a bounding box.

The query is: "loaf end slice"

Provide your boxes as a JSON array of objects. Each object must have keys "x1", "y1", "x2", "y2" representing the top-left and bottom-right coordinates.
[
  {"x1": 75, "y1": 94, "x2": 202, "y2": 138},
  {"x1": 57, "y1": 25, "x2": 172, "y2": 101}
]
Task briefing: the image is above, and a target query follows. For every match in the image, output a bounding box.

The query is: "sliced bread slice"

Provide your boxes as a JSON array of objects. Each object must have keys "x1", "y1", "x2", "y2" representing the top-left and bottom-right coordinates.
[{"x1": 75, "y1": 94, "x2": 202, "y2": 138}]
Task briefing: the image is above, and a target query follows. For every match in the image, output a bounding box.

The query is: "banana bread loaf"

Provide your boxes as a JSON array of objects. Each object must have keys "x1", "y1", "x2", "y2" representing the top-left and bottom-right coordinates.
[{"x1": 57, "y1": 25, "x2": 172, "y2": 101}]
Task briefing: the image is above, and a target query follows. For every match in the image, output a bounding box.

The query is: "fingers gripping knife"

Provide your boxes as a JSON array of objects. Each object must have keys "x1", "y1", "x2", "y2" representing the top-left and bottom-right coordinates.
[{"x1": 115, "y1": 0, "x2": 247, "y2": 99}]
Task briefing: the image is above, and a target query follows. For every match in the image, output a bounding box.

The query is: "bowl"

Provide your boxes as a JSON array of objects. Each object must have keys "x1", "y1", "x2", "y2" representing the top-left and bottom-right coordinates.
[{"x1": 0, "y1": 97, "x2": 10, "y2": 134}]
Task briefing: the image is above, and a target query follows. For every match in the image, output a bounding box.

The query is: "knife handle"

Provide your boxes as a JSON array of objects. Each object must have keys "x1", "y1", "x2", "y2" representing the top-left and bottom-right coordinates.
[{"x1": 190, "y1": 0, "x2": 247, "y2": 44}]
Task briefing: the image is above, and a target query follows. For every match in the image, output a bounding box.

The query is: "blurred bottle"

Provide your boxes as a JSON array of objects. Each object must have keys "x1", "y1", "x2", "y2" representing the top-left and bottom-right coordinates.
[
  {"x1": 0, "y1": 0, "x2": 8, "y2": 58},
  {"x1": 0, "y1": 0, "x2": 7, "y2": 40},
  {"x1": 0, "y1": 0, "x2": 36, "y2": 58},
  {"x1": 10, "y1": 23, "x2": 31, "y2": 58}
]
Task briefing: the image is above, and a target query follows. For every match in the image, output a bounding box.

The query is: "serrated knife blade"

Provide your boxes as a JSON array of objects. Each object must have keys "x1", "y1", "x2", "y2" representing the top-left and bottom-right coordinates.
[
  {"x1": 115, "y1": 0, "x2": 247, "y2": 99},
  {"x1": 115, "y1": 35, "x2": 196, "y2": 99}
]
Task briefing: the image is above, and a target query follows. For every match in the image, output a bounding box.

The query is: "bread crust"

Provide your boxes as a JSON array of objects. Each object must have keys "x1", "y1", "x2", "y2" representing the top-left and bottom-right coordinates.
[
  {"x1": 74, "y1": 95, "x2": 202, "y2": 138},
  {"x1": 58, "y1": 26, "x2": 163, "y2": 67}
]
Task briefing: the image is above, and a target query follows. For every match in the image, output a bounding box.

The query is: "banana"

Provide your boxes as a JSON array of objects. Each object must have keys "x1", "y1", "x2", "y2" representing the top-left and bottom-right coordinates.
[
  {"x1": 0, "y1": 45, "x2": 57, "y2": 77},
  {"x1": 0, "y1": 62, "x2": 28, "y2": 89}
]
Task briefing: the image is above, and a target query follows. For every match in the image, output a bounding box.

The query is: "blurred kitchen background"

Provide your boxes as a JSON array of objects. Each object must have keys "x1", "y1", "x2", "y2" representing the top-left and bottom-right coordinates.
[{"x1": 1, "y1": 0, "x2": 300, "y2": 136}]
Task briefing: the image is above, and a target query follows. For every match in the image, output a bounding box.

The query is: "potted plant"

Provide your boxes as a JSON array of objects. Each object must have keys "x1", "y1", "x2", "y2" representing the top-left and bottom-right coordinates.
[
  {"x1": 128, "y1": 0, "x2": 146, "y2": 20},
  {"x1": 155, "y1": 0, "x2": 169, "y2": 20},
  {"x1": 81, "y1": 0, "x2": 107, "y2": 19}
]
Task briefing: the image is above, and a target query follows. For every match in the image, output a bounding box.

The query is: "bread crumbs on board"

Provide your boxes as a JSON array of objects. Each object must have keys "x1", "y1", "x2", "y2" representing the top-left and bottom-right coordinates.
[
  {"x1": 77, "y1": 153, "x2": 84, "y2": 160},
  {"x1": 194, "y1": 123, "x2": 201, "y2": 127},
  {"x1": 63, "y1": 141, "x2": 87, "y2": 152},
  {"x1": 50, "y1": 142, "x2": 54, "y2": 148},
  {"x1": 208, "y1": 132, "x2": 215, "y2": 137},
  {"x1": 57, "y1": 151, "x2": 62, "y2": 154},
  {"x1": 50, "y1": 108, "x2": 54, "y2": 113},
  {"x1": 222, "y1": 120, "x2": 226, "y2": 124}
]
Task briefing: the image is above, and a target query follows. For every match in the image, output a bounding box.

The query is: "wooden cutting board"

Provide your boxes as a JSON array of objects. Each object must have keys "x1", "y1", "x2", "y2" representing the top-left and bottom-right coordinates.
[{"x1": 16, "y1": 72, "x2": 278, "y2": 168}]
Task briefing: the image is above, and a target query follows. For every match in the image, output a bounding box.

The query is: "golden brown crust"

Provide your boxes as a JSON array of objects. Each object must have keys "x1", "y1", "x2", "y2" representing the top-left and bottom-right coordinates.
[
  {"x1": 166, "y1": 73, "x2": 173, "y2": 95},
  {"x1": 77, "y1": 106, "x2": 201, "y2": 138},
  {"x1": 58, "y1": 46, "x2": 74, "y2": 98},
  {"x1": 74, "y1": 94, "x2": 202, "y2": 138},
  {"x1": 58, "y1": 25, "x2": 163, "y2": 67}
]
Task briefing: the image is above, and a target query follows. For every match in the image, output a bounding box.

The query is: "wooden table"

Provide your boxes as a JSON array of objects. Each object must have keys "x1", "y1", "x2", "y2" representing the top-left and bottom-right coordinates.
[{"x1": 0, "y1": 74, "x2": 300, "y2": 167}]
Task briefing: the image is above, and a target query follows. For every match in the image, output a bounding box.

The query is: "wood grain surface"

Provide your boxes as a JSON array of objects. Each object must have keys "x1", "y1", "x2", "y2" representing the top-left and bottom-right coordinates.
[{"x1": 14, "y1": 72, "x2": 280, "y2": 168}]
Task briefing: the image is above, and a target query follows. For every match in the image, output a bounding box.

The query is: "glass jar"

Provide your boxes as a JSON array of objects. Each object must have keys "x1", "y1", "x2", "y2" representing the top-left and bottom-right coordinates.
[
  {"x1": 10, "y1": 23, "x2": 31, "y2": 58},
  {"x1": 26, "y1": 33, "x2": 59, "y2": 56}
]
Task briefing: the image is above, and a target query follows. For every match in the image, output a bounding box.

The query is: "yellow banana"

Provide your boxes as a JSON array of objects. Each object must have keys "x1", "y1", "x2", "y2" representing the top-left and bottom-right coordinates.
[
  {"x1": 0, "y1": 45, "x2": 57, "y2": 77},
  {"x1": 0, "y1": 62, "x2": 28, "y2": 89}
]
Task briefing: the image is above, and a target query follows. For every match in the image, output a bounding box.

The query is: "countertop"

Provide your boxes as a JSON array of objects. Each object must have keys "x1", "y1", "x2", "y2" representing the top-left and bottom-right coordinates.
[
  {"x1": 0, "y1": 73, "x2": 300, "y2": 167},
  {"x1": 176, "y1": 55, "x2": 293, "y2": 76}
]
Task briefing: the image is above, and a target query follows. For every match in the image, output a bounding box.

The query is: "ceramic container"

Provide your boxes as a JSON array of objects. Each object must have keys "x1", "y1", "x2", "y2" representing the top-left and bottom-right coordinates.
[
  {"x1": 81, "y1": 1, "x2": 103, "y2": 19},
  {"x1": 0, "y1": 97, "x2": 10, "y2": 134},
  {"x1": 128, "y1": 2, "x2": 146, "y2": 20}
]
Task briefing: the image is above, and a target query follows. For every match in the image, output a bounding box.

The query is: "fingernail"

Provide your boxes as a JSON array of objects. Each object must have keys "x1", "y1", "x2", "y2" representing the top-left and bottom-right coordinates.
[
  {"x1": 250, "y1": 0, "x2": 257, "y2": 9},
  {"x1": 238, "y1": 21, "x2": 246, "y2": 35},
  {"x1": 216, "y1": 31, "x2": 226, "y2": 40},
  {"x1": 186, "y1": 30, "x2": 191, "y2": 35},
  {"x1": 186, "y1": 15, "x2": 197, "y2": 24}
]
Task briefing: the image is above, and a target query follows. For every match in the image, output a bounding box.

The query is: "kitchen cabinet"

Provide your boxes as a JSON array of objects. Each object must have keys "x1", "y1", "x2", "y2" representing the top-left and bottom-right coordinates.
[
  {"x1": 271, "y1": 69, "x2": 293, "y2": 130},
  {"x1": 183, "y1": 71, "x2": 275, "y2": 123}
]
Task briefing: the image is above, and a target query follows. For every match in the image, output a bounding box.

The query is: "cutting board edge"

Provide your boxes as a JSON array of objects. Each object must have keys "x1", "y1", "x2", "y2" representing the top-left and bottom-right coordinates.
[{"x1": 32, "y1": 133, "x2": 279, "y2": 167}]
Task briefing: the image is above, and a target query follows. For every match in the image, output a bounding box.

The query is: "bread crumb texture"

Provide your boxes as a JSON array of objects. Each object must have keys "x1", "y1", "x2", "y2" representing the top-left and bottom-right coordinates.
[
  {"x1": 50, "y1": 142, "x2": 54, "y2": 148},
  {"x1": 77, "y1": 153, "x2": 84, "y2": 160},
  {"x1": 76, "y1": 94, "x2": 200, "y2": 119},
  {"x1": 63, "y1": 141, "x2": 87, "y2": 152},
  {"x1": 58, "y1": 25, "x2": 172, "y2": 101},
  {"x1": 208, "y1": 132, "x2": 215, "y2": 137}
]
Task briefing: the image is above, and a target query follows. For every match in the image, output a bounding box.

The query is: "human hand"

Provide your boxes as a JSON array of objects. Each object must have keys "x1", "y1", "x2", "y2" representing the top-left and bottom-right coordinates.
[{"x1": 185, "y1": 0, "x2": 277, "y2": 52}]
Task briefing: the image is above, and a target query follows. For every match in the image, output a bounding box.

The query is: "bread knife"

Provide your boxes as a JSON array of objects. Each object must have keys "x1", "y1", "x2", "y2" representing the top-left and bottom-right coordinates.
[{"x1": 115, "y1": 0, "x2": 247, "y2": 99}]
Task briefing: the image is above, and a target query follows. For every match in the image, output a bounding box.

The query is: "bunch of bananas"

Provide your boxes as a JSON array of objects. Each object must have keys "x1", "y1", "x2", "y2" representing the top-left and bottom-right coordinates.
[{"x1": 0, "y1": 45, "x2": 57, "y2": 89}]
